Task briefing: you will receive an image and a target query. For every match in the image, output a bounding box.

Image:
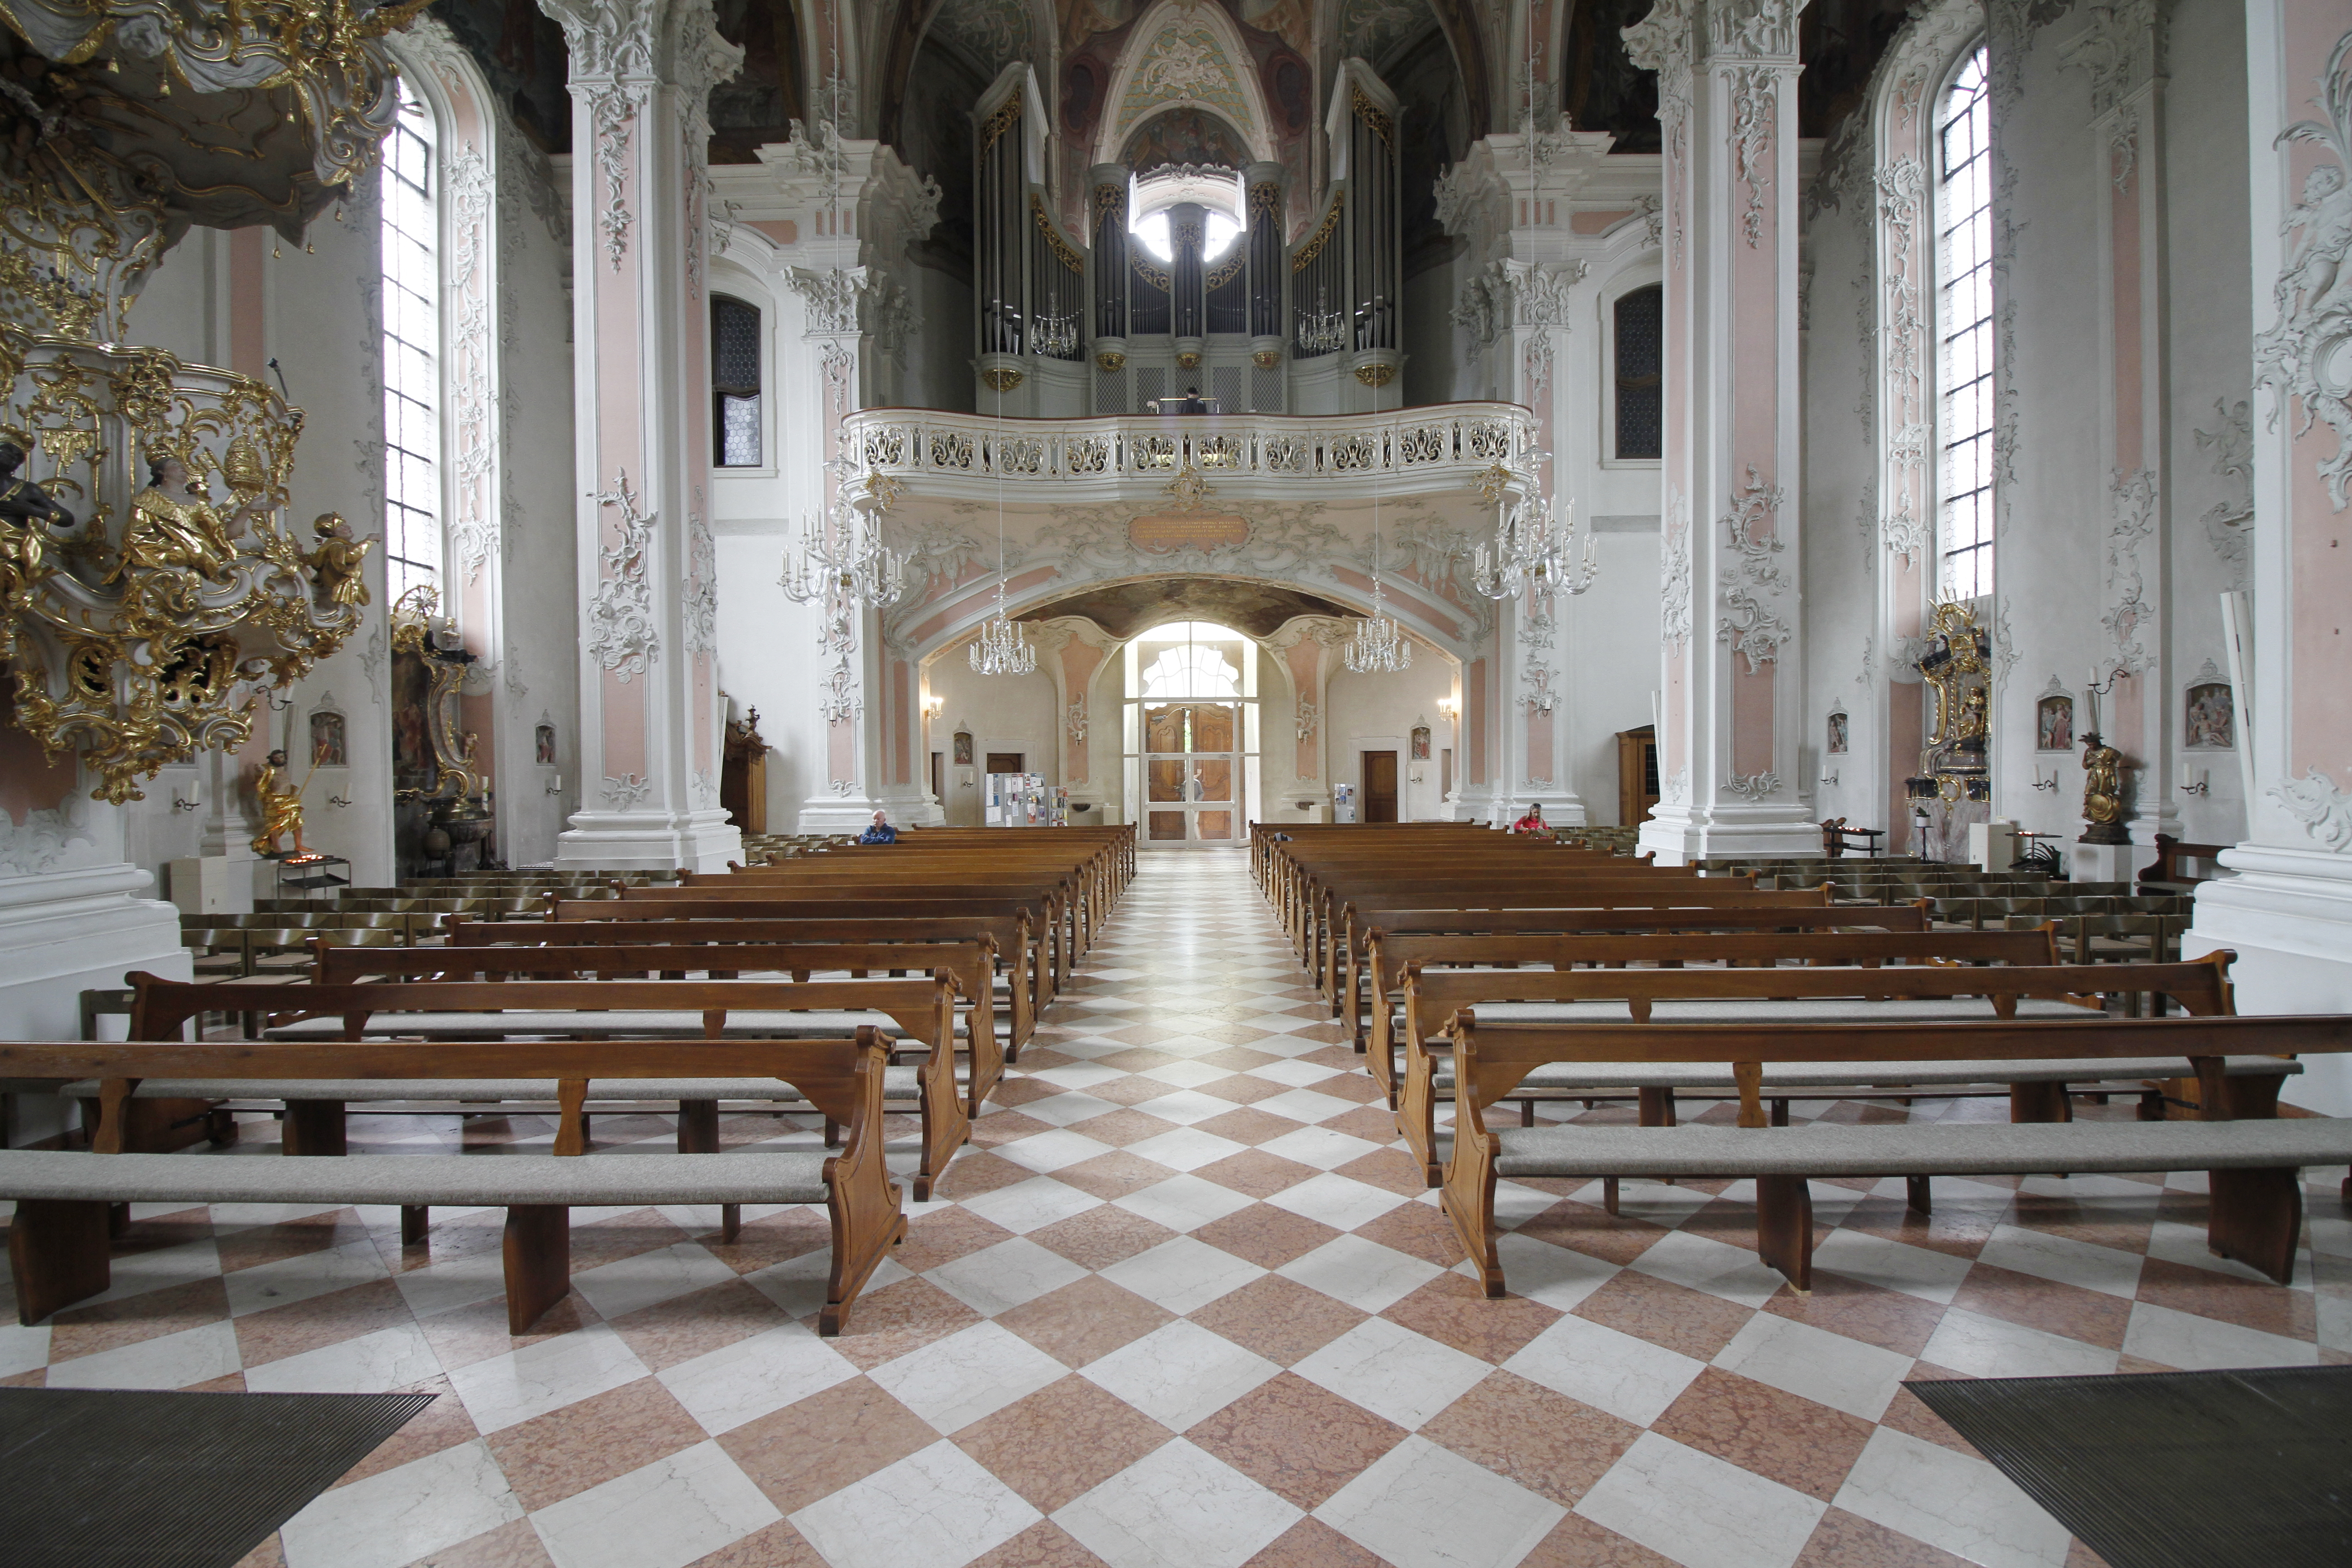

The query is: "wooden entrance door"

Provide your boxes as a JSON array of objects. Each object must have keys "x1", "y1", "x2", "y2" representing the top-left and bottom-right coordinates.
[
  {"x1": 1143, "y1": 702, "x2": 1240, "y2": 844},
  {"x1": 986, "y1": 752, "x2": 1024, "y2": 775},
  {"x1": 1363, "y1": 750, "x2": 1399, "y2": 823}
]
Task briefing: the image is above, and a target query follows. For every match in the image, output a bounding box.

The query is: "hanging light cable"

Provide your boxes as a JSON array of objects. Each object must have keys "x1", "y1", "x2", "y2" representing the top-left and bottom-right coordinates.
[
  {"x1": 970, "y1": 382, "x2": 1035, "y2": 676},
  {"x1": 1347, "y1": 455, "x2": 1412, "y2": 675}
]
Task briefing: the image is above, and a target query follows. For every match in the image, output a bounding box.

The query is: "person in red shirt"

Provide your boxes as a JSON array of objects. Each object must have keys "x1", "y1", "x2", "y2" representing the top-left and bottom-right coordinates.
[{"x1": 1507, "y1": 803, "x2": 1553, "y2": 838}]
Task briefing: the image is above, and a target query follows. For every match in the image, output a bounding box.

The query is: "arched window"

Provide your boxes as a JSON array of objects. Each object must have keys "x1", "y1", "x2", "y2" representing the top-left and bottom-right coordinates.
[
  {"x1": 1613, "y1": 284, "x2": 1662, "y2": 461},
  {"x1": 713, "y1": 296, "x2": 762, "y2": 467},
  {"x1": 1140, "y1": 644, "x2": 1241, "y2": 700},
  {"x1": 381, "y1": 77, "x2": 440, "y2": 602},
  {"x1": 1936, "y1": 47, "x2": 1994, "y2": 600}
]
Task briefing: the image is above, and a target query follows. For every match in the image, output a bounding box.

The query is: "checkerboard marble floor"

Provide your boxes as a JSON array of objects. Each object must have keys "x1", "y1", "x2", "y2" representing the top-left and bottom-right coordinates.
[{"x1": 6, "y1": 849, "x2": 2347, "y2": 1568}]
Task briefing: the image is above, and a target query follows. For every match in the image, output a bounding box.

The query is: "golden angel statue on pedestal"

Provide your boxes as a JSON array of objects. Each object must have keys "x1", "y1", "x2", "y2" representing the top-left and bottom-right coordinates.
[
  {"x1": 2079, "y1": 735, "x2": 2128, "y2": 845},
  {"x1": 251, "y1": 748, "x2": 308, "y2": 858}
]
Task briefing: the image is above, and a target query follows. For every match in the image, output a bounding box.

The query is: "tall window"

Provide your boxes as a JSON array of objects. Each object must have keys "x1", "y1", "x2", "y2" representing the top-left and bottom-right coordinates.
[
  {"x1": 381, "y1": 78, "x2": 440, "y2": 603},
  {"x1": 1936, "y1": 47, "x2": 1994, "y2": 600},
  {"x1": 713, "y1": 296, "x2": 762, "y2": 466},
  {"x1": 1613, "y1": 284, "x2": 1662, "y2": 461}
]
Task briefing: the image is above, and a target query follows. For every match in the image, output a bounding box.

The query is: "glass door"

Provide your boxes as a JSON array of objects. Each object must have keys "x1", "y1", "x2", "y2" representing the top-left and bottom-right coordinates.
[{"x1": 1143, "y1": 701, "x2": 1240, "y2": 844}]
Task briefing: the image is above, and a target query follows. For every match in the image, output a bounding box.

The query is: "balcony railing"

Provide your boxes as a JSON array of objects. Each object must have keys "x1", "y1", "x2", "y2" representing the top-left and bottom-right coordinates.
[{"x1": 838, "y1": 403, "x2": 1539, "y2": 496}]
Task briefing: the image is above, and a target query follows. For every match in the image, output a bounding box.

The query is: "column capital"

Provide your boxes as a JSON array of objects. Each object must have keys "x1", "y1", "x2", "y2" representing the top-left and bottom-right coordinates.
[
  {"x1": 2056, "y1": 0, "x2": 2167, "y2": 119},
  {"x1": 1624, "y1": 0, "x2": 1810, "y2": 73},
  {"x1": 537, "y1": 0, "x2": 742, "y2": 91}
]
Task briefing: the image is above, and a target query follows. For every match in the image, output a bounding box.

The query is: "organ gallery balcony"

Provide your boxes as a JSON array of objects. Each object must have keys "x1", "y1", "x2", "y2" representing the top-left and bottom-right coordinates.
[{"x1": 836, "y1": 402, "x2": 1543, "y2": 508}]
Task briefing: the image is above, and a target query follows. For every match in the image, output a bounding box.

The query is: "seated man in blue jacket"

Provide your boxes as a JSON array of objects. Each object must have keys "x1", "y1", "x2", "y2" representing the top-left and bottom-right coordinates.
[{"x1": 858, "y1": 809, "x2": 898, "y2": 845}]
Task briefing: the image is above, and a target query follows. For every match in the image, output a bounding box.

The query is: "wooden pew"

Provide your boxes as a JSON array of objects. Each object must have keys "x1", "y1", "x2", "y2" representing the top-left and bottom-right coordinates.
[
  {"x1": 127, "y1": 972, "x2": 969, "y2": 1200},
  {"x1": 452, "y1": 914, "x2": 1041, "y2": 1058},
  {"x1": 1440, "y1": 1013, "x2": 2352, "y2": 1292},
  {"x1": 1394, "y1": 951, "x2": 2251, "y2": 1184},
  {"x1": 1, "y1": 1033, "x2": 905, "y2": 1333}
]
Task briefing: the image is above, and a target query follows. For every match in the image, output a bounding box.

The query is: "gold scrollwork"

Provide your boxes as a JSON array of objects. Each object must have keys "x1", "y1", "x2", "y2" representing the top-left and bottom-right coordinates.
[
  {"x1": 1291, "y1": 193, "x2": 1343, "y2": 272},
  {"x1": 1031, "y1": 195, "x2": 1084, "y2": 274},
  {"x1": 1352, "y1": 361, "x2": 1398, "y2": 388}
]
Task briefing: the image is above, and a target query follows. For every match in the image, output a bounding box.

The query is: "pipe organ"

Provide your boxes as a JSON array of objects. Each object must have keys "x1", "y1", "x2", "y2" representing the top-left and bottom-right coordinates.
[{"x1": 970, "y1": 62, "x2": 1403, "y2": 418}]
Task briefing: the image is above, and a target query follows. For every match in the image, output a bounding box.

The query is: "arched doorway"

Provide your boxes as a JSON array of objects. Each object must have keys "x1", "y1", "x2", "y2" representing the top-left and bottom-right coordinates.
[{"x1": 1125, "y1": 622, "x2": 1259, "y2": 847}]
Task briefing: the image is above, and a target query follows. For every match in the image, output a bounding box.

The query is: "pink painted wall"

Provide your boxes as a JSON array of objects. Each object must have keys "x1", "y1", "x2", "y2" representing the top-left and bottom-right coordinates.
[
  {"x1": 229, "y1": 229, "x2": 267, "y2": 379},
  {"x1": 1467, "y1": 657, "x2": 1489, "y2": 786}
]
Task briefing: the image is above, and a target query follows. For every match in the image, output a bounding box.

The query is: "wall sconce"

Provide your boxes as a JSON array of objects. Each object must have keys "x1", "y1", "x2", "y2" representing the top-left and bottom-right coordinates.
[
  {"x1": 1436, "y1": 696, "x2": 1459, "y2": 720},
  {"x1": 327, "y1": 794, "x2": 352, "y2": 808},
  {"x1": 2030, "y1": 766, "x2": 2059, "y2": 793},
  {"x1": 545, "y1": 773, "x2": 565, "y2": 795},
  {"x1": 170, "y1": 776, "x2": 202, "y2": 813},
  {"x1": 924, "y1": 694, "x2": 945, "y2": 718},
  {"x1": 1818, "y1": 770, "x2": 1838, "y2": 789},
  {"x1": 2177, "y1": 764, "x2": 2210, "y2": 797}
]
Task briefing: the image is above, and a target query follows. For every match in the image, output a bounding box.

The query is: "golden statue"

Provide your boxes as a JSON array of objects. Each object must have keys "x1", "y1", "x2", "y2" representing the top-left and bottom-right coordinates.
[
  {"x1": 304, "y1": 512, "x2": 373, "y2": 608},
  {"x1": 221, "y1": 436, "x2": 268, "y2": 505},
  {"x1": 0, "y1": 437, "x2": 74, "y2": 603},
  {"x1": 2081, "y1": 735, "x2": 2127, "y2": 842},
  {"x1": 113, "y1": 455, "x2": 250, "y2": 583},
  {"x1": 1956, "y1": 686, "x2": 1988, "y2": 751},
  {"x1": 251, "y1": 748, "x2": 308, "y2": 857}
]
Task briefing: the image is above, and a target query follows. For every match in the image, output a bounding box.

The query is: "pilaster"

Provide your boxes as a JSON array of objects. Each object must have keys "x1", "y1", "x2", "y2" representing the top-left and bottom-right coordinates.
[
  {"x1": 542, "y1": 0, "x2": 744, "y2": 869},
  {"x1": 1627, "y1": 0, "x2": 1819, "y2": 862}
]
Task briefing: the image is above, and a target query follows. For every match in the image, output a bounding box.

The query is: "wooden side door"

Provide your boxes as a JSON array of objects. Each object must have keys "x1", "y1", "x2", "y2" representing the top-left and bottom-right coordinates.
[
  {"x1": 1363, "y1": 750, "x2": 1400, "y2": 823},
  {"x1": 986, "y1": 752, "x2": 1024, "y2": 775}
]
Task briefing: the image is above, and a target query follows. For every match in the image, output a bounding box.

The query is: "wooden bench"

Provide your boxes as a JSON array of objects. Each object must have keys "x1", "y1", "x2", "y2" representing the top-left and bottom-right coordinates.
[
  {"x1": 126, "y1": 972, "x2": 970, "y2": 1200},
  {"x1": 1360, "y1": 926, "x2": 2064, "y2": 1104},
  {"x1": 309, "y1": 938, "x2": 1006, "y2": 1113},
  {"x1": 1, "y1": 1033, "x2": 905, "y2": 1333},
  {"x1": 452, "y1": 914, "x2": 1041, "y2": 1057},
  {"x1": 1394, "y1": 951, "x2": 2258, "y2": 1184},
  {"x1": 1441, "y1": 1014, "x2": 2352, "y2": 1293}
]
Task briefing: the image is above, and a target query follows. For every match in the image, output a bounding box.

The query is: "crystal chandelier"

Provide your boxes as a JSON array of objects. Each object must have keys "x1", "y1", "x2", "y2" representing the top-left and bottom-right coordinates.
[
  {"x1": 1471, "y1": 467, "x2": 1598, "y2": 601},
  {"x1": 971, "y1": 372, "x2": 1035, "y2": 675},
  {"x1": 1031, "y1": 309, "x2": 1080, "y2": 359},
  {"x1": 969, "y1": 580, "x2": 1036, "y2": 675},
  {"x1": 1295, "y1": 287, "x2": 1347, "y2": 356},
  {"x1": 1347, "y1": 480, "x2": 1412, "y2": 675},
  {"x1": 779, "y1": 503, "x2": 906, "y2": 608}
]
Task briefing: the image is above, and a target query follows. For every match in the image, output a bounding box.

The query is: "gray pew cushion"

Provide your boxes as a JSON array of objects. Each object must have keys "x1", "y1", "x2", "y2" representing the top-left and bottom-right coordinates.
[
  {"x1": 1467, "y1": 997, "x2": 2099, "y2": 1024},
  {"x1": 0, "y1": 1149, "x2": 832, "y2": 1206},
  {"x1": 260, "y1": 1010, "x2": 947, "y2": 1040},
  {"x1": 1488, "y1": 1117, "x2": 2352, "y2": 1181},
  {"x1": 1434, "y1": 1055, "x2": 2301, "y2": 1093},
  {"x1": 61, "y1": 1071, "x2": 929, "y2": 1102}
]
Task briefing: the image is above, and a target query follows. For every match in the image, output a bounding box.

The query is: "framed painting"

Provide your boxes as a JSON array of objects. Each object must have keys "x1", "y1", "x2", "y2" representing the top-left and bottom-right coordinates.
[{"x1": 2036, "y1": 695, "x2": 2074, "y2": 752}]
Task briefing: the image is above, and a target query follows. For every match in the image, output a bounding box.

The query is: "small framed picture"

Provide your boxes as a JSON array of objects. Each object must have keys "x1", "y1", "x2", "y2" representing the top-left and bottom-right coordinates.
[
  {"x1": 2036, "y1": 695, "x2": 2074, "y2": 752},
  {"x1": 535, "y1": 723, "x2": 558, "y2": 765},
  {"x1": 1825, "y1": 711, "x2": 1848, "y2": 755},
  {"x1": 1410, "y1": 725, "x2": 1431, "y2": 761},
  {"x1": 2185, "y1": 682, "x2": 2234, "y2": 749},
  {"x1": 309, "y1": 710, "x2": 347, "y2": 768},
  {"x1": 952, "y1": 730, "x2": 975, "y2": 767}
]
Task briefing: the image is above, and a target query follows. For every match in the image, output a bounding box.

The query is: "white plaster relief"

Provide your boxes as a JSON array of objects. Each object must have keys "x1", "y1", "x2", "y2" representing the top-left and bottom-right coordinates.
[
  {"x1": 1723, "y1": 771, "x2": 1781, "y2": 800},
  {"x1": 602, "y1": 773, "x2": 654, "y2": 808},
  {"x1": 2271, "y1": 767, "x2": 2352, "y2": 853},
  {"x1": 1716, "y1": 466, "x2": 1791, "y2": 672},
  {"x1": 1661, "y1": 764, "x2": 1690, "y2": 804},
  {"x1": 1729, "y1": 67, "x2": 1775, "y2": 248},
  {"x1": 1622, "y1": 0, "x2": 1693, "y2": 270},
  {"x1": 685, "y1": 499, "x2": 717, "y2": 657},
  {"x1": 787, "y1": 265, "x2": 872, "y2": 337},
  {"x1": 587, "y1": 470, "x2": 659, "y2": 680},
  {"x1": 2101, "y1": 467, "x2": 2156, "y2": 674},
  {"x1": 2251, "y1": 34, "x2": 2352, "y2": 510},
  {"x1": 2193, "y1": 397, "x2": 2254, "y2": 584},
  {"x1": 1294, "y1": 699, "x2": 1318, "y2": 742},
  {"x1": 585, "y1": 81, "x2": 647, "y2": 271},
  {"x1": 0, "y1": 795, "x2": 106, "y2": 877},
  {"x1": 1660, "y1": 484, "x2": 1693, "y2": 652},
  {"x1": 445, "y1": 144, "x2": 498, "y2": 585}
]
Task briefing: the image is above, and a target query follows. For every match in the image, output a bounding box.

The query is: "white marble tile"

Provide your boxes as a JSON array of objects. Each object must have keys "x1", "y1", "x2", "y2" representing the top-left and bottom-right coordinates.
[
  {"x1": 74, "y1": 1237, "x2": 221, "y2": 1308},
  {"x1": 0, "y1": 1321, "x2": 50, "y2": 1379},
  {"x1": 224, "y1": 1237, "x2": 392, "y2": 1318},
  {"x1": 1504, "y1": 1314, "x2": 1704, "y2": 1426},
  {"x1": 1252, "y1": 1088, "x2": 1357, "y2": 1124},
  {"x1": 1112, "y1": 1174, "x2": 1258, "y2": 1233},
  {"x1": 1566, "y1": 1177, "x2": 1712, "y2": 1227},
  {"x1": 568, "y1": 1241, "x2": 737, "y2": 1322},
  {"x1": 995, "y1": 1127, "x2": 1120, "y2": 1174},
  {"x1": 1977, "y1": 1223, "x2": 2145, "y2": 1298},
  {"x1": 447, "y1": 1323, "x2": 651, "y2": 1434},
  {"x1": 925, "y1": 1237, "x2": 1091, "y2": 1317},
  {"x1": 1808, "y1": 1228, "x2": 1976, "y2": 1303},
  {"x1": 659, "y1": 1323, "x2": 860, "y2": 1436},
  {"x1": 1141, "y1": 1060, "x2": 1232, "y2": 1088},
  {"x1": 1317, "y1": 1435, "x2": 1564, "y2": 1568},
  {"x1": 956, "y1": 1176, "x2": 1104, "y2": 1235},
  {"x1": 2122, "y1": 1301, "x2": 2318, "y2": 1371},
  {"x1": 1017, "y1": 1093, "x2": 1128, "y2": 1127},
  {"x1": 1265, "y1": 1173, "x2": 1409, "y2": 1232},
  {"x1": 1490, "y1": 1179, "x2": 1567, "y2": 1231},
  {"x1": 865, "y1": 1320, "x2": 1070, "y2": 1434},
  {"x1": 1098, "y1": 1236, "x2": 1266, "y2": 1315},
  {"x1": 1920, "y1": 1305, "x2": 2121, "y2": 1380},
  {"x1": 1028, "y1": 1063, "x2": 1133, "y2": 1092},
  {"x1": 391, "y1": 1247, "x2": 512, "y2": 1319},
  {"x1": 245, "y1": 1322, "x2": 441, "y2": 1395},
  {"x1": 1128, "y1": 1090, "x2": 1246, "y2": 1126},
  {"x1": 1574, "y1": 1431, "x2": 1827, "y2": 1568},
  {"x1": 1275, "y1": 1235, "x2": 1444, "y2": 1314},
  {"x1": 1712, "y1": 1313, "x2": 1916, "y2": 1421},
  {"x1": 1083, "y1": 1319, "x2": 1278, "y2": 1430},
  {"x1": 1054, "y1": 1437, "x2": 1301, "y2": 1568},
  {"x1": 279, "y1": 1438, "x2": 522, "y2": 1568},
  {"x1": 1491, "y1": 1233, "x2": 1620, "y2": 1311},
  {"x1": 1254, "y1": 1126, "x2": 1384, "y2": 1171},
  {"x1": 740, "y1": 1241, "x2": 855, "y2": 1320},
  {"x1": 789, "y1": 1440, "x2": 1043, "y2": 1568},
  {"x1": 1247, "y1": 1060, "x2": 1345, "y2": 1088},
  {"x1": 1124, "y1": 1127, "x2": 1251, "y2": 1172},
  {"x1": 530, "y1": 1439, "x2": 781, "y2": 1568},
  {"x1": 45, "y1": 1318, "x2": 242, "y2": 1390},
  {"x1": 1833, "y1": 1427, "x2": 2073, "y2": 1568},
  {"x1": 1291, "y1": 1318, "x2": 1490, "y2": 1431},
  {"x1": 1631, "y1": 1229, "x2": 1792, "y2": 1309}
]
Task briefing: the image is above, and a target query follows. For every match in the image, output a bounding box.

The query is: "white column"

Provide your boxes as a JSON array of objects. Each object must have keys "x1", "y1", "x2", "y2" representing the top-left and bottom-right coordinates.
[
  {"x1": 542, "y1": 0, "x2": 743, "y2": 870},
  {"x1": 2186, "y1": 10, "x2": 2352, "y2": 1111},
  {"x1": 1627, "y1": 0, "x2": 1818, "y2": 863}
]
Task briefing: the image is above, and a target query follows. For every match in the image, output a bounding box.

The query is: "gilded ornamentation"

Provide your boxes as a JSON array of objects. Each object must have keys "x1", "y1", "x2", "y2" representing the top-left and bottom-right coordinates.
[
  {"x1": 302, "y1": 512, "x2": 371, "y2": 609},
  {"x1": 1251, "y1": 347, "x2": 1279, "y2": 370},
  {"x1": 1352, "y1": 361, "x2": 1397, "y2": 388},
  {"x1": 249, "y1": 747, "x2": 306, "y2": 857},
  {"x1": 2081, "y1": 735, "x2": 2127, "y2": 838},
  {"x1": 1095, "y1": 350, "x2": 1127, "y2": 372},
  {"x1": 1905, "y1": 601, "x2": 1994, "y2": 807},
  {"x1": 388, "y1": 584, "x2": 480, "y2": 802},
  {"x1": 980, "y1": 366, "x2": 1025, "y2": 392}
]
